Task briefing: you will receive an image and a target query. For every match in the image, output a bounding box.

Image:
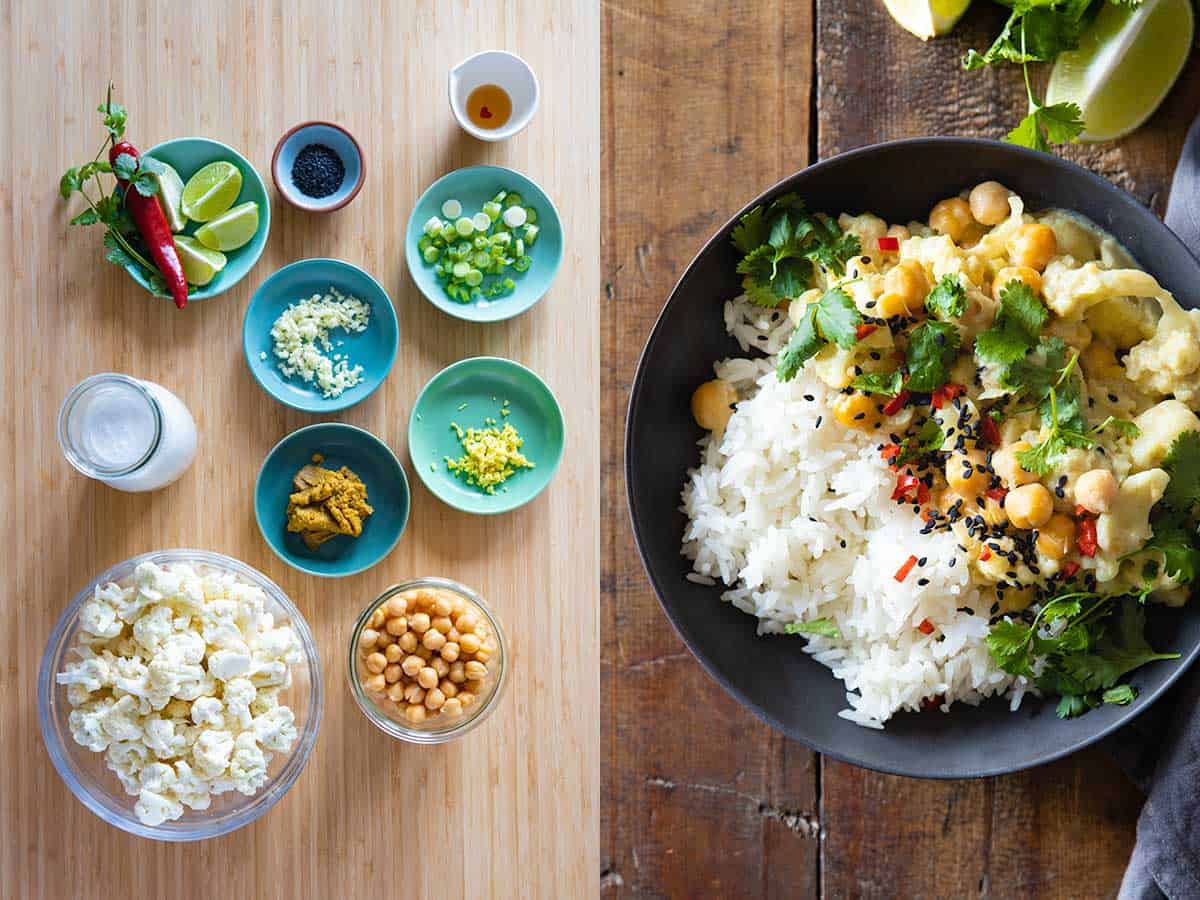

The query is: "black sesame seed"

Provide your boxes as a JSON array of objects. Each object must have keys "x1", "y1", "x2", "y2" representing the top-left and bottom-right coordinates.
[
  {"x1": 815, "y1": 416, "x2": 823, "y2": 428},
  {"x1": 917, "y1": 578, "x2": 930, "y2": 586},
  {"x1": 804, "y1": 394, "x2": 815, "y2": 401},
  {"x1": 853, "y1": 412, "x2": 866, "y2": 421},
  {"x1": 291, "y1": 143, "x2": 346, "y2": 199}
]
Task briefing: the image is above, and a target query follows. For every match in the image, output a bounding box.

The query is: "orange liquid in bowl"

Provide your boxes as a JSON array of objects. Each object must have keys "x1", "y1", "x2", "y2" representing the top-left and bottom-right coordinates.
[{"x1": 466, "y1": 84, "x2": 512, "y2": 129}]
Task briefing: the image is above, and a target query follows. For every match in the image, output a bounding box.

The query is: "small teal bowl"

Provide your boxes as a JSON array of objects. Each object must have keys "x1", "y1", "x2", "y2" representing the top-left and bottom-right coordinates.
[
  {"x1": 405, "y1": 165, "x2": 563, "y2": 323},
  {"x1": 243, "y1": 258, "x2": 399, "y2": 413},
  {"x1": 271, "y1": 121, "x2": 365, "y2": 213},
  {"x1": 408, "y1": 357, "x2": 565, "y2": 515},
  {"x1": 131, "y1": 137, "x2": 271, "y2": 302},
  {"x1": 255, "y1": 423, "x2": 410, "y2": 578}
]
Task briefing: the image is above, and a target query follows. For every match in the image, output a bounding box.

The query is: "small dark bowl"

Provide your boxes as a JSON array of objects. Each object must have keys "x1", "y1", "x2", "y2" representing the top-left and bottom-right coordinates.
[
  {"x1": 625, "y1": 137, "x2": 1200, "y2": 778},
  {"x1": 271, "y1": 121, "x2": 364, "y2": 213}
]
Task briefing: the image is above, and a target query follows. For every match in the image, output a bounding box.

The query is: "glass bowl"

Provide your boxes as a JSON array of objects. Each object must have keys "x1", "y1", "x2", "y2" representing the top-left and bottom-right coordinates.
[
  {"x1": 37, "y1": 549, "x2": 323, "y2": 841},
  {"x1": 347, "y1": 577, "x2": 507, "y2": 743}
]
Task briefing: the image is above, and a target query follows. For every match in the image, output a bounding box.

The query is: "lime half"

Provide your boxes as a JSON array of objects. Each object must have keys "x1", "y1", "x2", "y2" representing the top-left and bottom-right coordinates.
[
  {"x1": 194, "y1": 201, "x2": 260, "y2": 252},
  {"x1": 150, "y1": 161, "x2": 187, "y2": 233},
  {"x1": 174, "y1": 235, "x2": 227, "y2": 286},
  {"x1": 1046, "y1": 0, "x2": 1194, "y2": 142},
  {"x1": 882, "y1": 0, "x2": 972, "y2": 40},
  {"x1": 181, "y1": 161, "x2": 242, "y2": 222}
]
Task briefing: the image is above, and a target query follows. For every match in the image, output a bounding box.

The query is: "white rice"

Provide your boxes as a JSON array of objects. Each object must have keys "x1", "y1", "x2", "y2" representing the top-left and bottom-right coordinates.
[{"x1": 681, "y1": 297, "x2": 1030, "y2": 728}]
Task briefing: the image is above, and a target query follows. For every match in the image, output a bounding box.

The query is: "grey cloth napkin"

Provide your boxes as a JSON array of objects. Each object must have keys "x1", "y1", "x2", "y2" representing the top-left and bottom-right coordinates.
[{"x1": 1115, "y1": 113, "x2": 1200, "y2": 900}]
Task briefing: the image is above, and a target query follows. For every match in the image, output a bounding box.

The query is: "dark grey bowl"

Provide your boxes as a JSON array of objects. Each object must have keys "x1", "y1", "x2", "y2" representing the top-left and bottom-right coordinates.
[{"x1": 625, "y1": 137, "x2": 1200, "y2": 778}]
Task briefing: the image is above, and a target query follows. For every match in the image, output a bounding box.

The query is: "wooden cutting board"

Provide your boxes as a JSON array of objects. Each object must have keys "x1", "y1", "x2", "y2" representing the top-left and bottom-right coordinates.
[{"x1": 0, "y1": 2, "x2": 598, "y2": 897}]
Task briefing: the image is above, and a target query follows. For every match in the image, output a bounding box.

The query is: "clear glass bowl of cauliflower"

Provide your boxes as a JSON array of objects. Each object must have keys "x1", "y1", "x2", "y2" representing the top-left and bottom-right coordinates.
[{"x1": 38, "y1": 550, "x2": 322, "y2": 840}]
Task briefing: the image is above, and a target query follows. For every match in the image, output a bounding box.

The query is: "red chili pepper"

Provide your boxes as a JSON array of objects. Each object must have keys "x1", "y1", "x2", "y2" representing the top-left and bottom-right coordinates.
[
  {"x1": 916, "y1": 481, "x2": 930, "y2": 505},
  {"x1": 891, "y1": 472, "x2": 920, "y2": 502},
  {"x1": 880, "y1": 443, "x2": 901, "y2": 463},
  {"x1": 109, "y1": 141, "x2": 188, "y2": 309},
  {"x1": 917, "y1": 618, "x2": 935, "y2": 635},
  {"x1": 855, "y1": 323, "x2": 878, "y2": 340},
  {"x1": 895, "y1": 555, "x2": 919, "y2": 582},
  {"x1": 883, "y1": 390, "x2": 910, "y2": 416},
  {"x1": 1077, "y1": 518, "x2": 1098, "y2": 558},
  {"x1": 1074, "y1": 504, "x2": 1093, "y2": 519},
  {"x1": 1062, "y1": 561, "x2": 1081, "y2": 578},
  {"x1": 979, "y1": 415, "x2": 1001, "y2": 446},
  {"x1": 985, "y1": 487, "x2": 1008, "y2": 503},
  {"x1": 930, "y1": 383, "x2": 965, "y2": 409},
  {"x1": 979, "y1": 546, "x2": 992, "y2": 561},
  {"x1": 877, "y1": 236, "x2": 900, "y2": 252}
]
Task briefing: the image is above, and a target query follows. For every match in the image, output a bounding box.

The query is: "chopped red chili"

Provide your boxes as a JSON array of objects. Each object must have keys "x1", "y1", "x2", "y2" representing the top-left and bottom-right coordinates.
[
  {"x1": 979, "y1": 415, "x2": 1001, "y2": 446},
  {"x1": 921, "y1": 694, "x2": 943, "y2": 711},
  {"x1": 918, "y1": 618, "x2": 935, "y2": 635},
  {"x1": 1077, "y1": 518, "x2": 1098, "y2": 558},
  {"x1": 883, "y1": 390, "x2": 910, "y2": 416},
  {"x1": 880, "y1": 443, "x2": 901, "y2": 463},
  {"x1": 916, "y1": 481, "x2": 930, "y2": 505},
  {"x1": 1062, "y1": 561, "x2": 1081, "y2": 578},
  {"x1": 1074, "y1": 504, "x2": 1094, "y2": 519},
  {"x1": 855, "y1": 323, "x2": 879, "y2": 340},
  {"x1": 930, "y1": 383, "x2": 966, "y2": 409},
  {"x1": 985, "y1": 487, "x2": 1008, "y2": 503},
  {"x1": 877, "y1": 236, "x2": 900, "y2": 252},
  {"x1": 891, "y1": 472, "x2": 921, "y2": 503},
  {"x1": 979, "y1": 547, "x2": 992, "y2": 561},
  {"x1": 895, "y1": 555, "x2": 919, "y2": 582}
]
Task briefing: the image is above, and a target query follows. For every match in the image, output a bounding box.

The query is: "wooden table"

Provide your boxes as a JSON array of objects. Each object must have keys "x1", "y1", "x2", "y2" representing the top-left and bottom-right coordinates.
[
  {"x1": 1, "y1": 2, "x2": 598, "y2": 897},
  {"x1": 602, "y1": 2, "x2": 1200, "y2": 897}
]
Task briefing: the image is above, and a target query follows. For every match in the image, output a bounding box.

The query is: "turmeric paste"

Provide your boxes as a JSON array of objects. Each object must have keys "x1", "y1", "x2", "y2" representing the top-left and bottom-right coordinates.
[{"x1": 287, "y1": 454, "x2": 374, "y2": 550}]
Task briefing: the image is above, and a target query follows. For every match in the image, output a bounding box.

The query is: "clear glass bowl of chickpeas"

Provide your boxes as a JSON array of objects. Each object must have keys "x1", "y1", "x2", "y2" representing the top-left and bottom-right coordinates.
[{"x1": 348, "y1": 577, "x2": 507, "y2": 743}]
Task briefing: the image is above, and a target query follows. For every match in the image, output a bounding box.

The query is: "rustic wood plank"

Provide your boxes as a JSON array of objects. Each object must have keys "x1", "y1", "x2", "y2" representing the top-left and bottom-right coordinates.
[
  {"x1": 1, "y1": 2, "x2": 598, "y2": 898},
  {"x1": 815, "y1": 4, "x2": 1200, "y2": 898},
  {"x1": 602, "y1": 0, "x2": 818, "y2": 896}
]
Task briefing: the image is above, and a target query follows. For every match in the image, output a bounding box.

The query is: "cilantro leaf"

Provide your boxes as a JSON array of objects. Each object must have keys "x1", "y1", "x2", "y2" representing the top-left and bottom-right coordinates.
[
  {"x1": 905, "y1": 320, "x2": 960, "y2": 392},
  {"x1": 813, "y1": 287, "x2": 861, "y2": 349},
  {"x1": 60, "y1": 167, "x2": 81, "y2": 199},
  {"x1": 1007, "y1": 102, "x2": 1086, "y2": 152},
  {"x1": 925, "y1": 274, "x2": 967, "y2": 320},
  {"x1": 731, "y1": 205, "x2": 768, "y2": 255},
  {"x1": 1102, "y1": 684, "x2": 1137, "y2": 706},
  {"x1": 1056, "y1": 694, "x2": 1091, "y2": 718},
  {"x1": 69, "y1": 208, "x2": 99, "y2": 226},
  {"x1": 112, "y1": 152, "x2": 139, "y2": 183},
  {"x1": 783, "y1": 618, "x2": 840, "y2": 639},
  {"x1": 1161, "y1": 431, "x2": 1200, "y2": 513},
  {"x1": 976, "y1": 280, "x2": 1048, "y2": 364},
  {"x1": 985, "y1": 619, "x2": 1035, "y2": 677},
  {"x1": 852, "y1": 371, "x2": 903, "y2": 396},
  {"x1": 1144, "y1": 519, "x2": 1200, "y2": 582},
  {"x1": 777, "y1": 306, "x2": 821, "y2": 383}
]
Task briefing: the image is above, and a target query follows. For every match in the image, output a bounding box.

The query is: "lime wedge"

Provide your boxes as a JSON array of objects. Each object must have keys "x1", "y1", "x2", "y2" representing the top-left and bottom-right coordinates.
[
  {"x1": 174, "y1": 235, "x2": 227, "y2": 286},
  {"x1": 1046, "y1": 0, "x2": 1194, "y2": 142},
  {"x1": 181, "y1": 161, "x2": 243, "y2": 222},
  {"x1": 194, "y1": 201, "x2": 260, "y2": 252},
  {"x1": 149, "y1": 161, "x2": 187, "y2": 233},
  {"x1": 881, "y1": 0, "x2": 972, "y2": 40}
]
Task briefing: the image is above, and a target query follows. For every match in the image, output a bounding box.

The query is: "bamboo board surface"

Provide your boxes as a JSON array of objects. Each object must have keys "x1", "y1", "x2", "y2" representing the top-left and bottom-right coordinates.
[{"x1": 0, "y1": 2, "x2": 599, "y2": 898}]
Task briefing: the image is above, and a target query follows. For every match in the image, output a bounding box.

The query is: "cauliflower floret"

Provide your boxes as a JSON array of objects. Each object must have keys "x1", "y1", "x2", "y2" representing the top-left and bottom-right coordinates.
[
  {"x1": 135, "y1": 789, "x2": 184, "y2": 826},
  {"x1": 222, "y1": 678, "x2": 257, "y2": 730},
  {"x1": 172, "y1": 760, "x2": 213, "y2": 811},
  {"x1": 69, "y1": 698, "x2": 118, "y2": 752},
  {"x1": 228, "y1": 732, "x2": 270, "y2": 795},
  {"x1": 208, "y1": 648, "x2": 252, "y2": 681},
  {"x1": 190, "y1": 696, "x2": 225, "y2": 729},
  {"x1": 79, "y1": 591, "x2": 124, "y2": 639},
  {"x1": 142, "y1": 718, "x2": 189, "y2": 759},
  {"x1": 160, "y1": 631, "x2": 206, "y2": 666},
  {"x1": 1096, "y1": 469, "x2": 1170, "y2": 580},
  {"x1": 252, "y1": 706, "x2": 298, "y2": 752},
  {"x1": 192, "y1": 729, "x2": 235, "y2": 777},
  {"x1": 132, "y1": 605, "x2": 175, "y2": 656},
  {"x1": 56, "y1": 656, "x2": 111, "y2": 693}
]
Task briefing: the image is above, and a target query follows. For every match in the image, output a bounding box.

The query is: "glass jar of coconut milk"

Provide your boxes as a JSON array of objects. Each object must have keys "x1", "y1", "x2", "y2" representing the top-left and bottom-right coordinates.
[{"x1": 57, "y1": 373, "x2": 197, "y2": 492}]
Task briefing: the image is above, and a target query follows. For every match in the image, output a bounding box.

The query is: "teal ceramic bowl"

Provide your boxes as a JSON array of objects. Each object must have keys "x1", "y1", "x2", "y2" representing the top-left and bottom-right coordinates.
[
  {"x1": 405, "y1": 165, "x2": 563, "y2": 323},
  {"x1": 255, "y1": 423, "x2": 410, "y2": 578},
  {"x1": 408, "y1": 357, "x2": 565, "y2": 514},
  {"x1": 130, "y1": 137, "x2": 271, "y2": 302},
  {"x1": 243, "y1": 258, "x2": 399, "y2": 413}
]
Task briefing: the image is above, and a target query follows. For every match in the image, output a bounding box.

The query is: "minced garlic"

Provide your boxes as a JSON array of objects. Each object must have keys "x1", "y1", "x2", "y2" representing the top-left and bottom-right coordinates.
[
  {"x1": 445, "y1": 421, "x2": 534, "y2": 493},
  {"x1": 270, "y1": 287, "x2": 370, "y2": 398}
]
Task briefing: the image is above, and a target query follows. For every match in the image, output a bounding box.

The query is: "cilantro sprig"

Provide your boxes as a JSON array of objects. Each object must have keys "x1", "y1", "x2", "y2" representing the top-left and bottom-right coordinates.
[
  {"x1": 1143, "y1": 431, "x2": 1200, "y2": 584},
  {"x1": 924, "y1": 274, "x2": 967, "y2": 320},
  {"x1": 986, "y1": 591, "x2": 1179, "y2": 718},
  {"x1": 851, "y1": 370, "x2": 904, "y2": 397},
  {"x1": 975, "y1": 280, "x2": 1048, "y2": 365},
  {"x1": 777, "y1": 287, "x2": 862, "y2": 382},
  {"x1": 905, "y1": 320, "x2": 961, "y2": 392},
  {"x1": 732, "y1": 194, "x2": 861, "y2": 308}
]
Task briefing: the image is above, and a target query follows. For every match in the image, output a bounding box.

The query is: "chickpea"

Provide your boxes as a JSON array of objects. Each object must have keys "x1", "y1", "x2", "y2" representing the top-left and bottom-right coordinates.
[
  {"x1": 384, "y1": 643, "x2": 403, "y2": 663},
  {"x1": 441, "y1": 642, "x2": 461, "y2": 663},
  {"x1": 368, "y1": 607, "x2": 386, "y2": 629},
  {"x1": 969, "y1": 181, "x2": 1012, "y2": 226},
  {"x1": 1007, "y1": 223, "x2": 1057, "y2": 272},
  {"x1": 1080, "y1": 340, "x2": 1123, "y2": 380},
  {"x1": 992, "y1": 441, "x2": 1038, "y2": 488},
  {"x1": 425, "y1": 688, "x2": 446, "y2": 711},
  {"x1": 1076, "y1": 469, "x2": 1118, "y2": 514},
  {"x1": 440, "y1": 679, "x2": 459, "y2": 698},
  {"x1": 1006, "y1": 483, "x2": 1054, "y2": 529},
  {"x1": 358, "y1": 628, "x2": 379, "y2": 649},
  {"x1": 363, "y1": 673, "x2": 387, "y2": 693},
  {"x1": 431, "y1": 616, "x2": 453, "y2": 634},
  {"x1": 465, "y1": 679, "x2": 485, "y2": 695},
  {"x1": 423, "y1": 629, "x2": 447, "y2": 652},
  {"x1": 384, "y1": 664, "x2": 402, "y2": 684},
  {"x1": 386, "y1": 682, "x2": 406, "y2": 703},
  {"x1": 449, "y1": 661, "x2": 467, "y2": 683},
  {"x1": 401, "y1": 654, "x2": 424, "y2": 678},
  {"x1": 385, "y1": 615, "x2": 408, "y2": 636},
  {"x1": 433, "y1": 596, "x2": 453, "y2": 617},
  {"x1": 876, "y1": 291, "x2": 917, "y2": 319},
  {"x1": 1036, "y1": 513, "x2": 1076, "y2": 560},
  {"x1": 945, "y1": 449, "x2": 989, "y2": 498},
  {"x1": 386, "y1": 596, "x2": 408, "y2": 618},
  {"x1": 365, "y1": 652, "x2": 387, "y2": 674},
  {"x1": 882, "y1": 259, "x2": 929, "y2": 311},
  {"x1": 458, "y1": 691, "x2": 476, "y2": 708},
  {"x1": 410, "y1": 612, "x2": 431, "y2": 634},
  {"x1": 442, "y1": 697, "x2": 464, "y2": 717},
  {"x1": 375, "y1": 631, "x2": 394, "y2": 648},
  {"x1": 690, "y1": 379, "x2": 737, "y2": 432},
  {"x1": 404, "y1": 683, "x2": 426, "y2": 704},
  {"x1": 464, "y1": 660, "x2": 488, "y2": 681},
  {"x1": 459, "y1": 633, "x2": 482, "y2": 655},
  {"x1": 455, "y1": 612, "x2": 479, "y2": 634},
  {"x1": 418, "y1": 666, "x2": 439, "y2": 690},
  {"x1": 416, "y1": 646, "x2": 433, "y2": 662},
  {"x1": 474, "y1": 648, "x2": 492, "y2": 663},
  {"x1": 447, "y1": 628, "x2": 461, "y2": 643},
  {"x1": 929, "y1": 197, "x2": 975, "y2": 243},
  {"x1": 832, "y1": 391, "x2": 883, "y2": 431},
  {"x1": 398, "y1": 632, "x2": 419, "y2": 653},
  {"x1": 406, "y1": 704, "x2": 427, "y2": 724},
  {"x1": 991, "y1": 266, "x2": 1042, "y2": 301},
  {"x1": 432, "y1": 657, "x2": 450, "y2": 678}
]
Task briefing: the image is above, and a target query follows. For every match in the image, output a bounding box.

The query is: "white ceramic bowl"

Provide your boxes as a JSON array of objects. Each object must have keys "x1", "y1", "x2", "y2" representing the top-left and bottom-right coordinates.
[
  {"x1": 448, "y1": 50, "x2": 539, "y2": 142},
  {"x1": 38, "y1": 549, "x2": 323, "y2": 840}
]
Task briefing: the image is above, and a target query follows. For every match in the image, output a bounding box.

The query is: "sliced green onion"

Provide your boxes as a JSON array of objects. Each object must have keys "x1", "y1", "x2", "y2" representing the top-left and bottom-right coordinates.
[
  {"x1": 465, "y1": 269, "x2": 484, "y2": 287},
  {"x1": 525, "y1": 208, "x2": 538, "y2": 225},
  {"x1": 513, "y1": 255, "x2": 531, "y2": 273},
  {"x1": 524, "y1": 224, "x2": 539, "y2": 245},
  {"x1": 454, "y1": 217, "x2": 475, "y2": 237},
  {"x1": 503, "y1": 192, "x2": 523, "y2": 208},
  {"x1": 422, "y1": 246, "x2": 439, "y2": 264}
]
